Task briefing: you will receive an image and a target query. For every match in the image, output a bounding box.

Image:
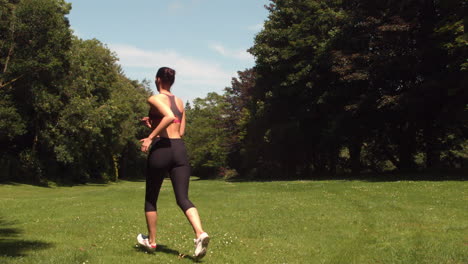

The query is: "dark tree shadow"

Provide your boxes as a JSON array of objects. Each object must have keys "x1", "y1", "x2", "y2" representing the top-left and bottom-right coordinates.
[
  {"x1": 0, "y1": 217, "x2": 54, "y2": 257},
  {"x1": 134, "y1": 243, "x2": 203, "y2": 262},
  {"x1": 227, "y1": 169, "x2": 468, "y2": 183}
]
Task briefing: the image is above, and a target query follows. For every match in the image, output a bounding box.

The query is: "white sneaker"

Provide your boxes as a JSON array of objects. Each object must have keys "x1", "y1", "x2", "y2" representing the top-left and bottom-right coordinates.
[
  {"x1": 137, "y1": 234, "x2": 157, "y2": 252},
  {"x1": 194, "y1": 232, "x2": 210, "y2": 259}
]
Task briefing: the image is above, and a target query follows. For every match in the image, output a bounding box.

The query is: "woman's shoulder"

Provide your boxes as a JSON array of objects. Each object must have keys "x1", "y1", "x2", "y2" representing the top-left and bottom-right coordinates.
[
  {"x1": 174, "y1": 95, "x2": 183, "y2": 103},
  {"x1": 147, "y1": 94, "x2": 165, "y2": 106},
  {"x1": 174, "y1": 96, "x2": 184, "y2": 109},
  {"x1": 148, "y1": 94, "x2": 168, "y2": 101},
  {"x1": 151, "y1": 94, "x2": 166, "y2": 99},
  {"x1": 164, "y1": 93, "x2": 183, "y2": 106}
]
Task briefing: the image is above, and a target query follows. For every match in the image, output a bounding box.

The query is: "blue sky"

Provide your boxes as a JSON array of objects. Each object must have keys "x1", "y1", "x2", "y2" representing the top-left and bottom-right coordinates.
[{"x1": 66, "y1": 0, "x2": 270, "y2": 103}]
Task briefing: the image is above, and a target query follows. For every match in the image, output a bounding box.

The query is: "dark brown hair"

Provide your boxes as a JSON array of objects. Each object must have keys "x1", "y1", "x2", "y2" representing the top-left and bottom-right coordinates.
[{"x1": 156, "y1": 67, "x2": 176, "y2": 86}]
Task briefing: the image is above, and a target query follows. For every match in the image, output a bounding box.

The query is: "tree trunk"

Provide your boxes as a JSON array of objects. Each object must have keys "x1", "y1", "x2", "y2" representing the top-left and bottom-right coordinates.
[
  {"x1": 424, "y1": 126, "x2": 441, "y2": 169},
  {"x1": 1, "y1": 20, "x2": 15, "y2": 88},
  {"x1": 397, "y1": 122, "x2": 417, "y2": 171},
  {"x1": 328, "y1": 147, "x2": 338, "y2": 175},
  {"x1": 349, "y1": 139, "x2": 362, "y2": 174},
  {"x1": 313, "y1": 152, "x2": 326, "y2": 174},
  {"x1": 112, "y1": 154, "x2": 119, "y2": 181}
]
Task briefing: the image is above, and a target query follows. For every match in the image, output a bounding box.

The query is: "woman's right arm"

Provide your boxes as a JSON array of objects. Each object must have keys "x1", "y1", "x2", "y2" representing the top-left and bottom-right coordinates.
[{"x1": 140, "y1": 95, "x2": 175, "y2": 152}]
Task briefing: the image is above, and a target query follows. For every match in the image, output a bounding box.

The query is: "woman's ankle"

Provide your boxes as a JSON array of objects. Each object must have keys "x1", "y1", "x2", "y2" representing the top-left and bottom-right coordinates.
[{"x1": 196, "y1": 231, "x2": 206, "y2": 238}]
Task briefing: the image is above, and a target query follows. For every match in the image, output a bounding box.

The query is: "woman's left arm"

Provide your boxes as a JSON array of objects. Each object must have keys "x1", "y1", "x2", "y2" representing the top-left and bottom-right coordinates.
[{"x1": 180, "y1": 109, "x2": 186, "y2": 137}]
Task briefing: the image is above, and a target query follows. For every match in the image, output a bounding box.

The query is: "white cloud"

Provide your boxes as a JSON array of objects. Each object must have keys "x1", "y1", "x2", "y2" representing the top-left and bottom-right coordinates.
[
  {"x1": 210, "y1": 43, "x2": 254, "y2": 61},
  {"x1": 248, "y1": 22, "x2": 264, "y2": 32},
  {"x1": 168, "y1": 1, "x2": 184, "y2": 11},
  {"x1": 109, "y1": 44, "x2": 235, "y2": 94},
  {"x1": 70, "y1": 26, "x2": 82, "y2": 38},
  {"x1": 168, "y1": 0, "x2": 202, "y2": 12}
]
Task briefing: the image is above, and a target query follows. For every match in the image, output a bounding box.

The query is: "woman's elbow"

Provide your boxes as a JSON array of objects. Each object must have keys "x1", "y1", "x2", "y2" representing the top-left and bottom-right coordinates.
[{"x1": 165, "y1": 115, "x2": 176, "y2": 123}]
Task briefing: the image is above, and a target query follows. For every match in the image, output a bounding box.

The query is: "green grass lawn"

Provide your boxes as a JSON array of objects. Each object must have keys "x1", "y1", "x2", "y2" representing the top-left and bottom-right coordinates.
[{"x1": 0, "y1": 178, "x2": 467, "y2": 264}]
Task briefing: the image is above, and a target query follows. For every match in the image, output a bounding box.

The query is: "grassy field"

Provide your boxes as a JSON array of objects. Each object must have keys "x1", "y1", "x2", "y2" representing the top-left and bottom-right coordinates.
[{"x1": 0, "y1": 178, "x2": 467, "y2": 264}]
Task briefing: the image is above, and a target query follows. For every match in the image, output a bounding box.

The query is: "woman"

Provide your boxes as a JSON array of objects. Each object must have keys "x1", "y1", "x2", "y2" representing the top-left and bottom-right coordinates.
[{"x1": 137, "y1": 67, "x2": 209, "y2": 259}]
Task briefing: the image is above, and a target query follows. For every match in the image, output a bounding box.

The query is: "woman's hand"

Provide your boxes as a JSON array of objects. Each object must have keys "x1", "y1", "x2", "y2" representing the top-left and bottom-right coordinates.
[
  {"x1": 140, "y1": 137, "x2": 153, "y2": 152},
  {"x1": 141, "y1": 117, "x2": 152, "y2": 128}
]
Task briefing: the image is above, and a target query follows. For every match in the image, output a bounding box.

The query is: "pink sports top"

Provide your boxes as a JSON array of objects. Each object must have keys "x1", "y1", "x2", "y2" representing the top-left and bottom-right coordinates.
[{"x1": 148, "y1": 94, "x2": 183, "y2": 125}]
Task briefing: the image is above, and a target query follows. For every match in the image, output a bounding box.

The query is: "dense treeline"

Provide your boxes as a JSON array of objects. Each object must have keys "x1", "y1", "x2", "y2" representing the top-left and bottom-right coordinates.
[
  {"x1": 1, "y1": 0, "x2": 466, "y2": 183},
  {"x1": 185, "y1": 0, "x2": 467, "y2": 179},
  {"x1": 0, "y1": 0, "x2": 150, "y2": 183}
]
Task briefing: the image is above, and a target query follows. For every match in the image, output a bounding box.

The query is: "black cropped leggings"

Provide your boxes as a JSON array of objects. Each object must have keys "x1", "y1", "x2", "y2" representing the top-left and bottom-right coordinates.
[{"x1": 145, "y1": 138, "x2": 195, "y2": 212}]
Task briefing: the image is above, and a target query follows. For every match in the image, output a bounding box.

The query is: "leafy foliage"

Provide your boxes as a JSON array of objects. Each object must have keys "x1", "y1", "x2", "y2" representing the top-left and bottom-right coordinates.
[
  {"x1": 1, "y1": 0, "x2": 466, "y2": 182},
  {"x1": 235, "y1": 0, "x2": 467, "y2": 179},
  {"x1": 0, "y1": 0, "x2": 150, "y2": 183},
  {"x1": 184, "y1": 92, "x2": 229, "y2": 178}
]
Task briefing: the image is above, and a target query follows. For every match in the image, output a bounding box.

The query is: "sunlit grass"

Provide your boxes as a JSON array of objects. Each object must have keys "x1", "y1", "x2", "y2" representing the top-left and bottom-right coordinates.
[{"x1": 0, "y1": 179, "x2": 467, "y2": 263}]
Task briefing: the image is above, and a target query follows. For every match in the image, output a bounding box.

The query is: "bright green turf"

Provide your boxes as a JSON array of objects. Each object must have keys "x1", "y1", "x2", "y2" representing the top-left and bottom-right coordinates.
[{"x1": 0, "y1": 179, "x2": 467, "y2": 263}]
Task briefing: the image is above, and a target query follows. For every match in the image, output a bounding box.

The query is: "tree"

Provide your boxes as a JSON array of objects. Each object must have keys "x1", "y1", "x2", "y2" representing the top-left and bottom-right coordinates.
[
  {"x1": 0, "y1": 0, "x2": 151, "y2": 183},
  {"x1": 247, "y1": 0, "x2": 345, "y2": 178},
  {"x1": 334, "y1": 0, "x2": 467, "y2": 171},
  {"x1": 184, "y1": 92, "x2": 229, "y2": 178},
  {"x1": 241, "y1": 0, "x2": 467, "y2": 178},
  {"x1": 222, "y1": 68, "x2": 256, "y2": 173},
  {"x1": 0, "y1": 0, "x2": 72, "y2": 182},
  {"x1": 50, "y1": 37, "x2": 150, "y2": 182}
]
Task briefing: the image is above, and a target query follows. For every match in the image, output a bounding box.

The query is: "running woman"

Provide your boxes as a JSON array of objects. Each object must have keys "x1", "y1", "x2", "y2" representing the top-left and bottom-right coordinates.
[{"x1": 137, "y1": 67, "x2": 209, "y2": 259}]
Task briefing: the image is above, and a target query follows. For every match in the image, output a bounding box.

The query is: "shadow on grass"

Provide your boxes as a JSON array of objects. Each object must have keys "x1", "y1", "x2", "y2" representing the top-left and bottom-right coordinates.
[
  {"x1": 0, "y1": 179, "x2": 115, "y2": 188},
  {"x1": 226, "y1": 169, "x2": 468, "y2": 183},
  {"x1": 0, "y1": 180, "x2": 51, "y2": 188},
  {"x1": 118, "y1": 177, "x2": 146, "y2": 183},
  {"x1": 0, "y1": 217, "x2": 53, "y2": 257},
  {"x1": 134, "y1": 243, "x2": 202, "y2": 262},
  {"x1": 332, "y1": 170, "x2": 467, "y2": 182}
]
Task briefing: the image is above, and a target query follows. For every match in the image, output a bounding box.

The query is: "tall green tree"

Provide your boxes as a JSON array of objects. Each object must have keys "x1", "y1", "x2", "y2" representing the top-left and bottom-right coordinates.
[
  {"x1": 50, "y1": 38, "x2": 150, "y2": 182},
  {"x1": 248, "y1": 0, "x2": 345, "y2": 177},
  {"x1": 184, "y1": 92, "x2": 229, "y2": 178},
  {"x1": 0, "y1": 0, "x2": 72, "y2": 181},
  {"x1": 333, "y1": 0, "x2": 467, "y2": 171},
  {"x1": 222, "y1": 69, "x2": 256, "y2": 173},
  {"x1": 0, "y1": 1, "x2": 25, "y2": 144},
  {"x1": 0, "y1": 0, "x2": 151, "y2": 183},
  {"x1": 241, "y1": 0, "x2": 467, "y2": 178}
]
